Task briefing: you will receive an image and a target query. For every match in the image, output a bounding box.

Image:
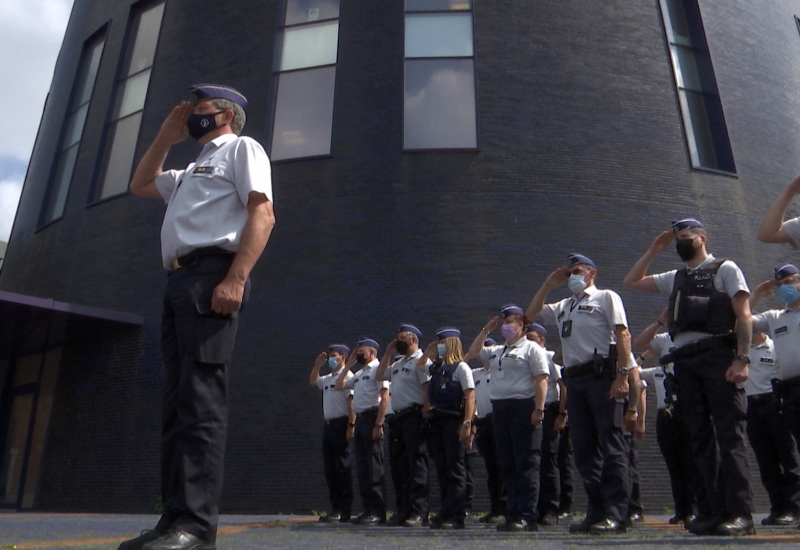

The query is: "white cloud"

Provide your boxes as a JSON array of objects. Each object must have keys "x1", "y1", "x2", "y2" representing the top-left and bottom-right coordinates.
[
  {"x1": 0, "y1": 178, "x2": 24, "y2": 241},
  {"x1": 0, "y1": 0, "x2": 73, "y2": 241}
]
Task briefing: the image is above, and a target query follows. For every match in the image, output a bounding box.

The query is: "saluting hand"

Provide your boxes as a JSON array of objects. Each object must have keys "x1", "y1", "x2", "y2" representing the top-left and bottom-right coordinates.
[
  {"x1": 544, "y1": 266, "x2": 570, "y2": 289},
  {"x1": 648, "y1": 230, "x2": 675, "y2": 255},
  {"x1": 313, "y1": 352, "x2": 327, "y2": 369},
  {"x1": 157, "y1": 101, "x2": 191, "y2": 145}
]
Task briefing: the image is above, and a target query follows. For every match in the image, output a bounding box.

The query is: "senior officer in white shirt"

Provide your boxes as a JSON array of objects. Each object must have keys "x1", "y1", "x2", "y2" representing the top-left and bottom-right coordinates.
[
  {"x1": 750, "y1": 264, "x2": 800, "y2": 487},
  {"x1": 310, "y1": 344, "x2": 356, "y2": 524},
  {"x1": 526, "y1": 253, "x2": 640, "y2": 535},
  {"x1": 122, "y1": 83, "x2": 274, "y2": 550},
  {"x1": 336, "y1": 338, "x2": 390, "y2": 526},
  {"x1": 377, "y1": 324, "x2": 431, "y2": 527},
  {"x1": 467, "y1": 304, "x2": 549, "y2": 533}
]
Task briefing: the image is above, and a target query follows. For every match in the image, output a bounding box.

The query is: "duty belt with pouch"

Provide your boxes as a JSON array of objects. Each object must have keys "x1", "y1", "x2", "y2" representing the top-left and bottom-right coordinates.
[
  {"x1": 562, "y1": 345, "x2": 616, "y2": 380},
  {"x1": 659, "y1": 333, "x2": 736, "y2": 366},
  {"x1": 771, "y1": 375, "x2": 800, "y2": 412},
  {"x1": 385, "y1": 404, "x2": 422, "y2": 426}
]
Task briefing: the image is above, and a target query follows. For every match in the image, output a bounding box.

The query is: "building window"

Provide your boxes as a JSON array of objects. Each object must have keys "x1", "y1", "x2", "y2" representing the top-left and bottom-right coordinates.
[
  {"x1": 96, "y1": 0, "x2": 164, "y2": 200},
  {"x1": 270, "y1": 0, "x2": 340, "y2": 161},
  {"x1": 404, "y1": 0, "x2": 478, "y2": 150},
  {"x1": 40, "y1": 32, "x2": 106, "y2": 225},
  {"x1": 659, "y1": 0, "x2": 735, "y2": 174}
]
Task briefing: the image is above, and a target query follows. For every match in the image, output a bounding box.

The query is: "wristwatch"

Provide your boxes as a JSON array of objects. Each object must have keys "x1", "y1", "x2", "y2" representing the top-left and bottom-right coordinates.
[
  {"x1": 617, "y1": 366, "x2": 631, "y2": 375},
  {"x1": 534, "y1": 408, "x2": 545, "y2": 414},
  {"x1": 462, "y1": 420, "x2": 471, "y2": 427},
  {"x1": 736, "y1": 355, "x2": 751, "y2": 364}
]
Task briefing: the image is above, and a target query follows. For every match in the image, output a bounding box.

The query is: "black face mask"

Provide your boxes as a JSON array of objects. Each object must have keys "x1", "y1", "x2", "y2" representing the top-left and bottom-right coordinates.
[
  {"x1": 186, "y1": 110, "x2": 224, "y2": 141},
  {"x1": 356, "y1": 353, "x2": 368, "y2": 365},
  {"x1": 395, "y1": 340, "x2": 410, "y2": 355},
  {"x1": 675, "y1": 238, "x2": 698, "y2": 262}
]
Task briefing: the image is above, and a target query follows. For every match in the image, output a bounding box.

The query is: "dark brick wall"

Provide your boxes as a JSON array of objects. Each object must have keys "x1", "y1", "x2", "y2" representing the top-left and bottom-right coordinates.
[{"x1": 4, "y1": 0, "x2": 800, "y2": 514}]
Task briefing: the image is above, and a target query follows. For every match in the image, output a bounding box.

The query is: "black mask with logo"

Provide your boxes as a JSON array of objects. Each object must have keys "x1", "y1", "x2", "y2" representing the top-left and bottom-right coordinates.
[{"x1": 186, "y1": 110, "x2": 224, "y2": 141}]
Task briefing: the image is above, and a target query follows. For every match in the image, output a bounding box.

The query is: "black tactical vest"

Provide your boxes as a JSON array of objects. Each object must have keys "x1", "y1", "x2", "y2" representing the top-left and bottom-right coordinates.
[
  {"x1": 667, "y1": 258, "x2": 736, "y2": 338},
  {"x1": 428, "y1": 361, "x2": 464, "y2": 410}
]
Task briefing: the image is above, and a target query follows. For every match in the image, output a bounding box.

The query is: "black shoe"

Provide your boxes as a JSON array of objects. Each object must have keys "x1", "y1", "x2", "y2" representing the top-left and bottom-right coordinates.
[
  {"x1": 386, "y1": 515, "x2": 405, "y2": 526},
  {"x1": 668, "y1": 515, "x2": 684, "y2": 525},
  {"x1": 403, "y1": 515, "x2": 424, "y2": 527},
  {"x1": 687, "y1": 514, "x2": 723, "y2": 535},
  {"x1": 568, "y1": 518, "x2": 592, "y2": 534},
  {"x1": 118, "y1": 530, "x2": 162, "y2": 550},
  {"x1": 716, "y1": 516, "x2": 755, "y2": 536},
  {"x1": 141, "y1": 531, "x2": 215, "y2": 550},
  {"x1": 480, "y1": 514, "x2": 505, "y2": 524},
  {"x1": 338, "y1": 513, "x2": 351, "y2": 523},
  {"x1": 773, "y1": 512, "x2": 799, "y2": 526},
  {"x1": 682, "y1": 514, "x2": 697, "y2": 530},
  {"x1": 319, "y1": 512, "x2": 341, "y2": 523},
  {"x1": 588, "y1": 518, "x2": 627, "y2": 534},
  {"x1": 358, "y1": 514, "x2": 385, "y2": 527},
  {"x1": 558, "y1": 511, "x2": 573, "y2": 521},
  {"x1": 504, "y1": 519, "x2": 529, "y2": 532},
  {"x1": 538, "y1": 513, "x2": 557, "y2": 526},
  {"x1": 629, "y1": 512, "x2": 644, "y2": 523}
]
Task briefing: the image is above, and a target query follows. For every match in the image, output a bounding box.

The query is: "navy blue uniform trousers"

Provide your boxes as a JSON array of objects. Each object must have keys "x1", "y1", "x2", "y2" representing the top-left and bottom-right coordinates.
[
  {"x1": 387, "y1": 410, "x2": 429, "y2": 519},
  {"x1": 323, "y1": 417, "x2": 354, "y2": 517},
  {"x1": 564, "y1": 373, "x2": 630, "y2": 524},
  {"x1": 156, "y1": 255, "x2": 245, "y2": 542}
]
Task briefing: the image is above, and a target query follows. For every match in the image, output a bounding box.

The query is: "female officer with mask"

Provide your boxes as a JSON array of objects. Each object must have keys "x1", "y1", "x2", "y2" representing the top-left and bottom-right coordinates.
[
  {"x1": 417, "y1": 327, "x2": 475, "y2": 529},
  {"x1": 467, "y1": 305, "x2": 550, "y2": 532}
]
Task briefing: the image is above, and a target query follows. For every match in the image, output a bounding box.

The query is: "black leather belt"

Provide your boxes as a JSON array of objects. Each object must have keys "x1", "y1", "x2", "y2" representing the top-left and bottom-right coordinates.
[
  {"x1": 747, "y1": 393, "x2": 776, "y2": 406},
  {"x1": 356, "y1": 407, "x2": 379, "y2": 418},
  {"x1": 659, "y1": 334, "x2": 736, "y2": 365},
  {"x1": 171, "y1": 246, "x2": 235, "y2": 270},
  {"x1": 474, "y1": 414, "x2": 493, "y2": 428},
  {"x1": 325, "y1": 416, "x2": 349, "y2": 425},
  {"x1": 561, "y1": 361, "x2": 596, "y2": 380}
]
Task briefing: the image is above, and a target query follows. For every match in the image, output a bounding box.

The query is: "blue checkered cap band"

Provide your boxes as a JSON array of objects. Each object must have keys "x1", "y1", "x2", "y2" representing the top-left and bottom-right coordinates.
[
  {"x1": 357, "y1": 337, "x2": 380, "y2": 351},
  {"x1": 189, "y1": 83, "x2": 248, "y2": 109},
  {"x1": 567, "y1": 253, "x2": 596, "y2": 269},
  {"x1": 398, "y1": 324, "x2": 422, "y2": 339},
  {"x1": 500, "y1": 304, "x2": 524, "y2": 318},
  {"x1": 436, "y1": 326, "x2": 461, "y2": 339},
  {"x1": 774, "y1": 262, "x2": 800, "y2": 280},
  {"x1": 671, "y1": 217, "x2": 704, "y2": 233},
  {"x1": 327, "y1": 344, "x2": 350, "y2": 356},
  {"x1": 526, "y1": 323, "x2": 547, "y2": 336}
]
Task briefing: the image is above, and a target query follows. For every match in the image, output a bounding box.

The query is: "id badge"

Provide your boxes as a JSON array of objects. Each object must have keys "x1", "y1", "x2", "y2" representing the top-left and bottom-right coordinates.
[
  {"x1": 495, "y1": 369, "x2": 505, "y2": 379},
  {"x1": 561, "y1": 320, "x2": 572, "y2": 338}
]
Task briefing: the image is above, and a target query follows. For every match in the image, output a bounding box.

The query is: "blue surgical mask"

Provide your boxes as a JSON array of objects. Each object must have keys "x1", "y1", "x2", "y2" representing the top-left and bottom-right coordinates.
[
  {"x1": 568, "y1": 273, "x2": 587, "y2": 294},
  {"x1": 327, "y1": 356, "x2": 340, "y2": 369},
  {"x1": 776, "y1": 283, "x2": 800, "y2": 304},
  {"x1": 436, "y1": 343, "x2": 447, "y2": 358}
]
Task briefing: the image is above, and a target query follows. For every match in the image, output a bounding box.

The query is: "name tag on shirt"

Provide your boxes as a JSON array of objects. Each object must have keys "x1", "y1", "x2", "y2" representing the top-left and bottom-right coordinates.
[
  {"x1": 193, "y1": 166, "x2": 214, "y2": 175},
  {"x1": 577, "y1": 305, "x2": 595, "y2": 313},
  {"x1": 775, "y1": 326, "x2": 788, "y2": 336}
]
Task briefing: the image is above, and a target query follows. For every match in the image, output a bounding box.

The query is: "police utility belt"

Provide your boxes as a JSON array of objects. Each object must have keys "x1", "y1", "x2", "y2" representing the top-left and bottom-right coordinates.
[
  {"x1": 771, "y1": 375, "x2": 800, "y2": 402},
  {"x1": 658, "y1": 333, "x2": 736, "y2": 365},
  {"x1": 171, "y1": 246, "x2": 235, "y2": 270},
  {"x1": 562, "y1": 345, "x2": 617, "y2": 380},
  {"x1": 385, "y1": 404, "x2": 423, "y2": 425}
]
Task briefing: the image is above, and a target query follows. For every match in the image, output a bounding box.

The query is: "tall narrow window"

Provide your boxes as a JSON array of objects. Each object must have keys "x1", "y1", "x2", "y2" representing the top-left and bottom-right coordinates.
[
  {"x1": 404, "y1": 0, "x2": 477, "y2": 150},
  {"x1": 40, "y1": 32, "x2": 105, "y2": 224},
  {"x1": 270, "y1": 0, "x2": 340, "y2": 161},
  {"x1": 660, "y1": 0, "x2": 735, "y2": 173},
  {"x1": 96, "y1": 0, "x2": 164, "y2": 199}
]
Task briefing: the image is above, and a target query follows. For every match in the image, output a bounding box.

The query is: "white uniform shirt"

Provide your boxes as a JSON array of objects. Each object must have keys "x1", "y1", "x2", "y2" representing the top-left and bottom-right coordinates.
[
  {"x1": 479, "y1": 338, "x2": 549, "y2": 400},
  {"x1": 317, "y1": 368, "x2": 353, "y2": 420},
  {"x1": 344, "y1": 360, "x2": 389, "y2": 414},
  {"x1": 383, "y1": 349, "x2": 430, "y2": 411},
  {"x1": 742, "y1": 336, "x2": 779, "y2": 397},
  {"x1": 639, "y1": 367, "x2": 668, "y2": 410},
  {"x1": 651, "y1": 255, "x2": 749, "y2": 349},
  {"x1": 753, "y1": 308, "x2": 800, "y2": 379},
  {"x1": 155, "y1": 134, "x2": 273, "y2": 270},
  {"x1": 540, "y1": 285, "x2": 630, "y2": 369},
  {"x1": 544, "y1": 350, "x2": 563, "y2": 405},
  {"x1": 472, "y1": 366, "x2": 493, "y2": 418},
  {"x1": 782, "y1": 216, "x2": 800, "y2": 248}
]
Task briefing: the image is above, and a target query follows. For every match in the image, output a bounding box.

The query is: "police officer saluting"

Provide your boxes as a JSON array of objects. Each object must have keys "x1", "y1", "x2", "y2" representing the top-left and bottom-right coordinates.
[
  {"x1": 335, "y1": 338, "x2": 390, "y2": 526},
  {"x1": 418, "y1": 327, "x2": 476, "y2": 529},
  {"x1": 527, "y1": 254, "x2": 639, "y2": 535},
  {"x1": 309, "y1": 344, "x2": 355, "y2": 523},
  {"x1": 376, "y1": 324, "x2": 431, "y2": 527},
  {"x1": 623, "y1": 217, "x2": 755, "y2": 536}
]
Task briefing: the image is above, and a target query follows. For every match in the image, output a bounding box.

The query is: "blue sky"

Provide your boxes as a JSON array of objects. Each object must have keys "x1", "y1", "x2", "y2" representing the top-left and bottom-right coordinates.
[{"x1": 1, "y1": 0, "x2": 73, "y2": 241}]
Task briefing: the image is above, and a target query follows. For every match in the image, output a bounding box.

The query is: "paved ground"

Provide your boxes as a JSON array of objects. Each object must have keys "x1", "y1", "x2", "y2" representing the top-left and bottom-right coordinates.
[{"x1": 2, "y1": 513, "x2": 800, "y2": 550}]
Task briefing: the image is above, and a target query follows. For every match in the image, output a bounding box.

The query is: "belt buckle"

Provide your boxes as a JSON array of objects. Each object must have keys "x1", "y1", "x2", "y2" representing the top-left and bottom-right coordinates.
[{"x1": 171, "y1": 257, "x2": 181, "y2": 270}]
